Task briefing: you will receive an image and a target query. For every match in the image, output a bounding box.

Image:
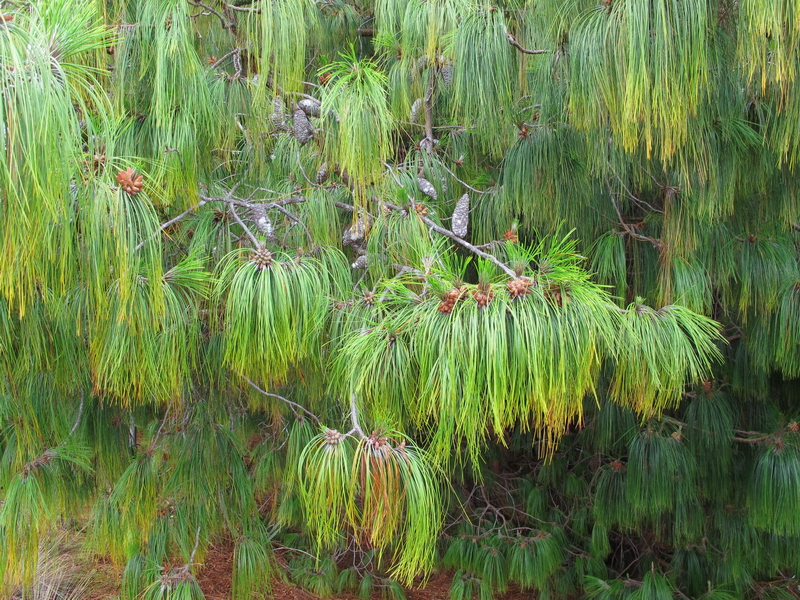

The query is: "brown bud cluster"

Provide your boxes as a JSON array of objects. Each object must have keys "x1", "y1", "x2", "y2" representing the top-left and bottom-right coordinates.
[
  {"x1": 507, "y1": 278, "x2": 533, "y2": 298},
  {"x1": 84, "y1": 153, "x2": 106, "y2": 175},
  {"x1": 251, "y1": 246, "x2": 273, "y2": 271},
  {"x1": 473, "y1": 288, "x2": 495, "y2": 308},
  {"x1": 502, "y1": 229, "x2": 518, "y2": 243},
  {"x1": 438, "y1": 287, "x2": 465, "y2": 314},
  {"x1": 323, "y1": 428, "x2": 345, "y2": 445},
  {"x1": 544, "y1": 283, "x2": 566, "y2": 307},
  {"x1": 415, "y1": 203, "x2": 428, "y2": 216},
  {"x1": 116, "y1": 168, "x2": 144, "y2": 195}
]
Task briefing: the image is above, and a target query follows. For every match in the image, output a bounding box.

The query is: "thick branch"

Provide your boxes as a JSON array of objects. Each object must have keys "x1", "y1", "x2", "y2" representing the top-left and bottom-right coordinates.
[{"x1": 421, "y1": 73, "x2": 437, "y2": 153}]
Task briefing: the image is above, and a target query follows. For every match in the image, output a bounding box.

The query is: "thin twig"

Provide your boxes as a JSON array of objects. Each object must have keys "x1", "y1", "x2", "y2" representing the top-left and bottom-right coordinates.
[
  {"x1": 68, "y1": 389, "x2": 85, "y2": 437},
  {"x1": 382, "y1": 165, "x2": 516, "y2": 276},
  {"x1": 417, "y1": 211, "x2": 516, "y2": 277},
  {"x1": 433, "y1": 157, "x2": 488, "y2": 194},
  {"x1": 422, "y1": 72, "x2": 437, "y2": 152},
  {"x1": 188, "y1": 0, "x2": 235, "y2": 32},
  {"x1": 135, "y1": 199, "x2": 210, "y2": 251},
  {"x1": 346, "y1": 393, "x2": 367, "y2": 439},
  {"x1": 234, "y1": 371, "x2": 321, "y2": 424},
  {"x1": 503, "y1": 26, "x2": 550, "y2": 55},
  {"x1": 229, "y1": 202, "x2": 260, "y2": 247},
  {"x1": 211, "y1": 48, "x2": 240, "y2": 70}
]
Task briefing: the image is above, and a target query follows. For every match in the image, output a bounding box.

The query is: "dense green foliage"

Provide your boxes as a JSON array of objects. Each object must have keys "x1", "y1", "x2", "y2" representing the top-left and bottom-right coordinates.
[{"x1": 1, "y1": 0, "x2": 799, "y2": 598}]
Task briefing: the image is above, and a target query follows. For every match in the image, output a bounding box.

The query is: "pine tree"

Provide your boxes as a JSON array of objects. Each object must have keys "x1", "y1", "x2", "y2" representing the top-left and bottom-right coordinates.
[{"x1": 0, "y1": 0, "x2": 799, "y2": 599}]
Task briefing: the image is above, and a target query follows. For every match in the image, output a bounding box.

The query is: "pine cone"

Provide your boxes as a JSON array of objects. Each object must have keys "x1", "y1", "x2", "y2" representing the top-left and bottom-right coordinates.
[
  {"x1": 115, "y1": 168, "x2": 143, "y2": 195},
  {"x1": 472, "y1": 288, "x2": 495, "y2": 308},
  {"x1": 293, "y1": 108, "x2": 314, "y2": 145},
  {"x1": 451, "y1": 193, "x2": 469, "y2": 238},
  {"x1": 440, "y1": 63, "x2": 454, "y2": 87},
  {"x1": 316, "y1": 162, "x2": 328, "y2": 184},
  {"x1": 298, "y1": 98, "x2": 321, "y2": 118},
  {"x1": 417, "y1": 177, "x2": 437, "y2": 200},
  {"x1": 249, "y1": 204, "x2": 273, "y2": 238},
  {"x1": 410, "y1": 98, "x2": 423, "y2": 124},
  {"x1": 251, "y1": 246, "x2": 273, "y2": 271},
  {"x1": 502, "y1": 229, "x2": 519, "y2": 243},
  {"x1": 506, "y1": 278, "x2": 533, "y2": 298},
  {"x1": 270, "y1": 96, "x2": 287, "y2": 131}
]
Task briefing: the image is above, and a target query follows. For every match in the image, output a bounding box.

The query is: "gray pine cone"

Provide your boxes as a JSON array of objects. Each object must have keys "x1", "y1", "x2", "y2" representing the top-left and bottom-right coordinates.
[
  {"x1": 451, "y1": 193, "x2": 469, "y2": 239},
  {"x1": 293, "y1": 108, "x2": 315, "y2": 145},
  {"x1": 417, "y1": 177, "x2": 437, "y2": 201},
  {"x1": 298, "y1": 98, "x2": 321, "y2": 117}
]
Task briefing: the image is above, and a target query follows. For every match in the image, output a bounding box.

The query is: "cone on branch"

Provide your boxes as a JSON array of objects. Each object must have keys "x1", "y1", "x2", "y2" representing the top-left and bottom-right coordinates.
[
  {"x1": 316, "y1": 162, "x2": 328, "y2": 184},
  {"x1": 115, "y1": 168, "x2": 143, "y2": 195},
  {"x1": 249, "y1": 204, "x2": 274, "y2": 239},
  {"x1": 410, "y1": 98, "x2": 423, "y2": 124},
  {"x1": 418, "y1": 177, "x2": 437, "y2": 201},
  {"x1": 298, "y1": 98, "x2": 321, "y2": 118},
  {"x1": 270, "y1": 96, "x2": 287, "y2": 131},
  {"x1": 293, "y1": 107, "x2": 314, "y2": 145},
  {"x1": 451, "y1": 193, "x2": 469, "y2": 238}
]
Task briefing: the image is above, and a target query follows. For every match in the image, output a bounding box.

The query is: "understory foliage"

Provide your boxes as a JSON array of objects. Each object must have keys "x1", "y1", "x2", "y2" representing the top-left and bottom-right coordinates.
[{"x1": 0, "y1": 0, "x2": 799, "y2": 599}]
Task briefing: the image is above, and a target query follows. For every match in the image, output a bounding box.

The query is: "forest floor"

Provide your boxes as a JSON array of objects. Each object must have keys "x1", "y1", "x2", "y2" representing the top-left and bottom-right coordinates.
[{"x1": 81, "y1": 542, "x2": 535, "y2": 600}]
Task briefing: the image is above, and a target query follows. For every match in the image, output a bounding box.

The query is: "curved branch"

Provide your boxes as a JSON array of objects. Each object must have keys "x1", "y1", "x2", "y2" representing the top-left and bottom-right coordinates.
[
  {"x1": 234, "y1": 371, "x2": 321, "y2": 425},
  {"x1": 503, "y1": 27, "x2": 550, "y2": 55}
]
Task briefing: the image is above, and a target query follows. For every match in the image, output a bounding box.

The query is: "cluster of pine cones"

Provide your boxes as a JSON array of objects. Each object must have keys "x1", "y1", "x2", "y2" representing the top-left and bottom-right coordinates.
[
  {"x1": 251, "y1": 246, "x2": 274, "y2": 271},
  {"x1": 472, "y1": 287, "x2": 495, "y2": 308},
  {"x1": 438, "y1": 287, "x2": 466, "y2": 314},
  {"x1": 506, "y1": 278, "x2": 533, "y2": 298},
  {"x1": 116, "y1": 168, "x2": 143, "y2": 195}
]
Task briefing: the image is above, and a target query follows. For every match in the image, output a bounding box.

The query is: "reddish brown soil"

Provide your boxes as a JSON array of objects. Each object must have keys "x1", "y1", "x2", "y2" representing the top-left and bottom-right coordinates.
[{"x1": 85, "y1": 543, "x2": 535, "y2": 600}]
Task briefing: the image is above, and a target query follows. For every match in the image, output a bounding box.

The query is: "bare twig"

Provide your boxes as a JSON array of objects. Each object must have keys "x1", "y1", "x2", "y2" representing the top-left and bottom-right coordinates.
[
  {"x1": 188, "y1": 0, "x2": 235, "y2": 32},
  {"x1": 433, "y1": 157, "x2": 488, "y2": 194},
  {"x1": 421, "y1": 72, "x2": 437, "y2": 153},
  {"x1": 234, "y1": 370, "x2": 321, "y2": 424},
  {"x1": 211, "y1": 48, "x2": 240, "y2": 70},
  {"x1": 345, "y1": 394, "x2": 367, "y2": 439},
  {"x1": 228, "y1": 202, "x2": 260, "y2": 247},
  {"x1": 135, "y1": 199, "x2": 211, "y2": 251},
  {"x1": 69, "y1": 390, "x2": 85, "y2": 437},
  {"x1": 503, "y1": 26, "x2": 550, "y2": 55},
  {"x1": 272, "y1": 203, "x2": 314, "y2": 246}
]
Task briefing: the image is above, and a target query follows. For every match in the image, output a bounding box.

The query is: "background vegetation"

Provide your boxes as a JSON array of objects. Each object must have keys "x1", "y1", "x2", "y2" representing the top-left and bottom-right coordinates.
[{"x1": 1, "y1": 0, "x2": 799, "y2": 599}]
